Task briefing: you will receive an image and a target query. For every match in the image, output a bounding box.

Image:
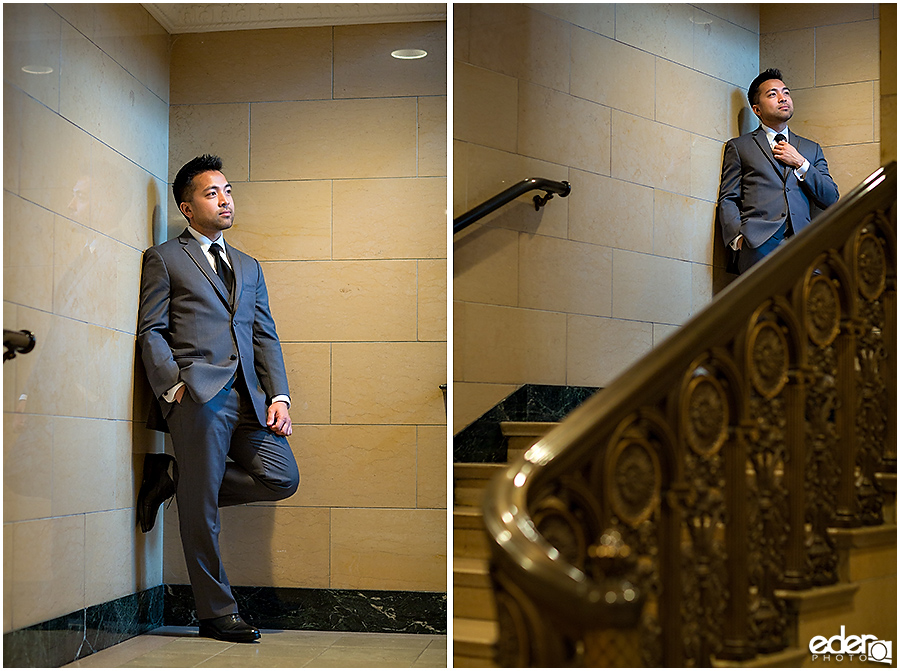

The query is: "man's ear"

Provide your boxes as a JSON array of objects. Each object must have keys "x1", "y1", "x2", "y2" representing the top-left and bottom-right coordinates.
[
  {"x1": 179, "y1": 201, "x2": 192, "y2": 222},
  {"x1": 751, "y1": 104, "x2": 761, "y2": 118}
]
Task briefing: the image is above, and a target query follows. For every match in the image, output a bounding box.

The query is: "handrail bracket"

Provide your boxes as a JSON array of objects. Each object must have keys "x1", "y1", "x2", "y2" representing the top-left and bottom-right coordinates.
[{"x1": 533, "y1": 181, "x2": 571, "y2": 211}]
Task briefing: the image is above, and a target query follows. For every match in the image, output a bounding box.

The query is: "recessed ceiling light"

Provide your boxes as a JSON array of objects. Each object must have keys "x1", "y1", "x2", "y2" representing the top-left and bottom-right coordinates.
[
  {"x1": 391, "y1": 49, "x2": 427, "y2": 60},
  {"x1": 22, "y1": 65, "x2": 53, "y2": 75}
]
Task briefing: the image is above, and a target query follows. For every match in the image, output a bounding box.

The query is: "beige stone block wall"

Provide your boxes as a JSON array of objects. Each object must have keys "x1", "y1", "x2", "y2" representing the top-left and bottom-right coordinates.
[
  {"x1": 167, "y1": 21, "x2": 447, "y2": 594},
  {"x1": 453, "y1": 3, "x2": 758, "y2": 432},
  {"x1": 3, "y1": 3, "x2": 169, "y2": 632},
  {"x1": 761, "y1": 4, "x2": 883, "y2": 198},
  {"x1": 880, "y1": 4, "x2": 897, "y2": 163},
  {"x1": 330, "y1": 508, "x2": 446, "y2": 591}
]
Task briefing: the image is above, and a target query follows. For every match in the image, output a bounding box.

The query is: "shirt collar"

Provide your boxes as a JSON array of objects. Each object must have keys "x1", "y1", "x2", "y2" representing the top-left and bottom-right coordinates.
[
  {"x1": 186, "y1": 225, "x2": 226, "y2": 251},
  {"x1": 760, "y1": 123, "x2": 789, "y2": 146}
]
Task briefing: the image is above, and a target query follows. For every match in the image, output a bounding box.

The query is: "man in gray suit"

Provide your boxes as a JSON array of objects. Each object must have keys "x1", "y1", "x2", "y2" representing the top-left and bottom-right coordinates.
[
  {"x1": 717, "y1": 68, "x2": 840, "y2": 274},
  {"x1": 137, "y1": 154, "x2": 299, "y2": 643}
]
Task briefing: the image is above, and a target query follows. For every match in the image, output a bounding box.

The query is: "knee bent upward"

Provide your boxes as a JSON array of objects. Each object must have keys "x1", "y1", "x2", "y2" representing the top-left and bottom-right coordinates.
[{"x1": 263, "y1": 465, "x2": 299, "y2": 500}]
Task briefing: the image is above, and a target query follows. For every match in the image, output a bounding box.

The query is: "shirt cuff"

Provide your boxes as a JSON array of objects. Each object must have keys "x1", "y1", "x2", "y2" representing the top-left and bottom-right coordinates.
[
  {"x1": 162, "y1": 381, "x2": 185, "y2": 403},
  {"x1": 794, "y1": 158, "x2": 810, "y2": 180},
  {"x1": 271, "y1": 394, "x2": 290, "y2": 408}
]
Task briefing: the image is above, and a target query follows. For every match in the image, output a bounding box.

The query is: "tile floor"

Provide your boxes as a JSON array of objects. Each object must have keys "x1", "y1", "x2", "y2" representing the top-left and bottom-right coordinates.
[{"x1": 62, "y1": 627, "x2": 447, "y2": 668}]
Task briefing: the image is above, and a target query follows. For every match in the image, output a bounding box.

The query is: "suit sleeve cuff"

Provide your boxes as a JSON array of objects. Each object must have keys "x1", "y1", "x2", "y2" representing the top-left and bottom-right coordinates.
[
  {"x1": 162, "y1": 381, "x2": 185, "y2": 403},
  {"x1": 271, "y1": 394, "x2": 290, "y2": 408}
]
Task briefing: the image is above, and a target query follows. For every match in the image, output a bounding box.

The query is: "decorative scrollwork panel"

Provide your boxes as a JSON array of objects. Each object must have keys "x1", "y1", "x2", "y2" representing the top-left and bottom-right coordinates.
[
  {"x1": 799, "y1": 262, "x2": 847, "y2": 586},
  {"x1": 804, "y1": 344, "x2": 840, "y2": 585},
  {"x1": 587, "y1": 414, "x2": 671, "y2": 665},
  {"x1": 746, "y1": 391, "x2": 789, "y2": 653},
  {"x1": 680, "y1": 446, "x2": 728, "y2": 666},
  {"x1": 855, "y1": 228, "x2": 888, "y2": 301},
  {"x1": 492, "y1": 571, "x2": 572, "y2": 667},
  {"x1": 805, "y1": 274, "x2": 842, "y2": 347},
  {"x1": 608, "y1": 437, "x2": 662, "y2": 528},
  {"x1": 684, "y1": 374, "x2": 730, "y2": 458},
  {"x1": 743, "y1": 313, "x2": 794, "y2": 654},
  {"x1": 530, "y1": 474, "x2": 601, "y2": 571},
  {"x1": 677, "y1": 363, "x2": 734, "y2": 665},
  {"x1": 749, "y1": 321, "x2": 790, "y2": 399},
  {"x1": 851, "y1": 217, "x2": 891, "y2": 526}
]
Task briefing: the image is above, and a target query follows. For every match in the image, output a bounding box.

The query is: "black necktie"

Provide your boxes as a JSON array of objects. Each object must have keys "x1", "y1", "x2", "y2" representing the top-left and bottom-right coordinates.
[
  {"x1": 773, "y1": 133, "x2": 789, "y2": 175},
  {"x1": 773, "y1": 134, "x2": 793, "y2": 235},
  {"x1": 209, "y1": 242, "x2": 234, "y2": 295}
]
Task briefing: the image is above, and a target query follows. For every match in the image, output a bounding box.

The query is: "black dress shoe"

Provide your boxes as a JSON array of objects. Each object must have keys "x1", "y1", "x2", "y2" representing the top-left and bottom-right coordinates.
[
  {"x1": 136, "y1": 453, "x2": 178, "y2": 533},
  {"x1": 199, "y1": 614, "x2": 260, "y2": 643}
]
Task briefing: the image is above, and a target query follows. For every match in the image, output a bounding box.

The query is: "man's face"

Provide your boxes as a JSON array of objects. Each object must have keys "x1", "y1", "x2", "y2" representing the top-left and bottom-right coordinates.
[
  {"x1": 180, "y1": 170, "x2": 234, "y2": 239},
  {"x1": 753, "y1": 79, "x2": 793, "y2": 128}
]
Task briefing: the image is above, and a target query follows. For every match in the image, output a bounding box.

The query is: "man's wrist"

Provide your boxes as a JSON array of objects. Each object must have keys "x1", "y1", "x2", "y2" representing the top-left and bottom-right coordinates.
[{"x1": 271, "y1": 395, "x2": 290, "y2": 408}]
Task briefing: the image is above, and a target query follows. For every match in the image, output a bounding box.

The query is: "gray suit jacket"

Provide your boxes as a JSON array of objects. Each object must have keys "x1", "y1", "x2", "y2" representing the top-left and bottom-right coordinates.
[
  {"x1": 137, "y1": 229, "x2": 289, "y2": 429},
  {"x1": 717, "y1": 126, "x2": 839, "y2": 249}
]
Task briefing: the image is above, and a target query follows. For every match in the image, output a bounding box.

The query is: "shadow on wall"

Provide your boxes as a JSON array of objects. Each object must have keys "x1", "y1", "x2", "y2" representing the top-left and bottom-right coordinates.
[
  {"x1": 131, "y1": 180, "x2": 167, "y2": 591},
  {"x1": 712, "y1": 89, "x2": 760, "y2": 295}
]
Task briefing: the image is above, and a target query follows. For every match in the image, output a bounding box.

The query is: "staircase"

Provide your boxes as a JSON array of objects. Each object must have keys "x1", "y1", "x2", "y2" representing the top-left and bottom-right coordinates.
[
  {"x1": 716, "y1": 495, "x2": 897, "y2": 667},
  {"x1": 455, "y1": 434, "x2": 895, "y2": 668},
  {"x1": 452, "y1": 421, "x2": 558, "y2": 667}
]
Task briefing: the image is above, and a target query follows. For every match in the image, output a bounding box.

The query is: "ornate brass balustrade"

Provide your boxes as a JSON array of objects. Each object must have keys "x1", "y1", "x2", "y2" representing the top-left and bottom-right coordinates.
[{"x1": 483, "y1": 163, "x2": 896, "y2": 667}]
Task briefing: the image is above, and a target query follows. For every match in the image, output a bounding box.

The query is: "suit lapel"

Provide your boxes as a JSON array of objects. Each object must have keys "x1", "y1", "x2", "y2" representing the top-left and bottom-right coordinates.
[
  {"x1": 783, "y1": 130, "x2": 797, "y2": 179},
  {"x1": 228, "y1": 247, "x2": 244, "y2": 311},
  {"x1": 753, "y1": 127, "x2": 788, "y2": 182},
  {"x1": 178, "y1": 230, "x2": 233, "y2": 309},
  {"x1": 790, "y1": 131, "x2": 806, "y2": 166}
]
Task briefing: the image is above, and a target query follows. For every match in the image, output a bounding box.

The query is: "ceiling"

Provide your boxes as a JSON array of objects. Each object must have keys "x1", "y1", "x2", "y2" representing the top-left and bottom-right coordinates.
[{"x1": 142, "y1": 3, "x2": 447, "y2": 34}]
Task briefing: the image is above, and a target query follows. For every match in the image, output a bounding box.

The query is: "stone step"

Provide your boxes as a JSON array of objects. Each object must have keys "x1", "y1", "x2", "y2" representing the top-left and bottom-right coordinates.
[
  {"x1": 453, "y1": 654, "x2": 499, "y2": 668},
  {"x1": 875, "y1": 472, "x2": 896, "y2": 523},
  {"x1": 831, "y1": 523, "x2": 896, "y2": 582},
  {"x1": 453, "y1": 616, "x2": 498, "y2": 667},
  {"x1": 876, "y1": 471, "x2": 896, "y2": 493},
  {"x1": 454, "y1": 556, "x2": 497, "y2": 621},
  {"x1": 454, "y1": 462, "x2": 506, "y2": 507},
  {"x1": 454, "y1": 506, "x2": 490, "y2": 560},
  {"x1": 777, "y1": 582, "x2": 859, "y2": 652},
  {"x1": 500, "y1": 421, "x2": 558, "y2": 461},
  {"x1": 773, "y1": 523, "x2": 896, "y2": 659}
]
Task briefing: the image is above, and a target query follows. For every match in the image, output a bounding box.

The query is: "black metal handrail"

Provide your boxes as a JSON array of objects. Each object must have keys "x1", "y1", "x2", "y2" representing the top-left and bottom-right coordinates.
[{"x1": 453, "y1": 178, "x2": 572, "y2": 234}]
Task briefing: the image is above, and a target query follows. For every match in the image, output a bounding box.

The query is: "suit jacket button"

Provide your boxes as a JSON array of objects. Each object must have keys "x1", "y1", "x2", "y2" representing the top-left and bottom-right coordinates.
[{"x1": 230, "y1": 355, "x2": 237, "y2": 360}]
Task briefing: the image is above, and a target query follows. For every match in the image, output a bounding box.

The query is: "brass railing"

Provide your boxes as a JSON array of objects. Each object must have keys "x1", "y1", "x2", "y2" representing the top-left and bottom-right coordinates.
[{"x1": 484, "y1": 163, "x2": 896, "y2": 666}]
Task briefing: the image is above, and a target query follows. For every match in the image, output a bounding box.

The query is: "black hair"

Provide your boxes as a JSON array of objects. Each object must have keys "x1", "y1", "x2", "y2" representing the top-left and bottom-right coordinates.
[
  {"x1": 748, "y1": 68, "x2": 785, "y2": 107},
  {"x1": 172, "y1": 154, "x2": 224, "y2": 207}
]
